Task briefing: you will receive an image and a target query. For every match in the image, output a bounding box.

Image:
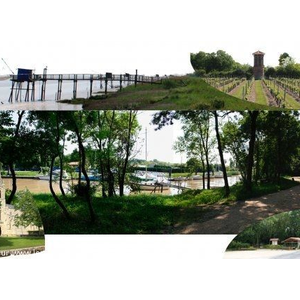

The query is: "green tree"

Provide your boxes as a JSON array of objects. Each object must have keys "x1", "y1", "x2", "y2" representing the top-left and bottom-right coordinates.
[{"x1": 13, "y1": 189, "x2": 43, "y2": 230}]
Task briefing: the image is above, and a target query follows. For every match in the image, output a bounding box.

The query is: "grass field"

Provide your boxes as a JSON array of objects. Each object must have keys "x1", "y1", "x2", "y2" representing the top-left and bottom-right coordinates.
[
  {"x1": 34, "y1": 178, "x2": 298, "y2": 234},
  {"x1": 276, "y1": 84, "x2": 300, "y2": 108},
  {"x1": 0, "y1": 237, "x2": 45, "y2": 251},
  {"x1": 254, "y1": 80, "x2": 268, "y2": 105},
  {"x1": 231, "y1": 81, "x2": 247, "y2": 99},
  {"x1": 73, "y1": 76, "x2": 272, "y2": 110}
]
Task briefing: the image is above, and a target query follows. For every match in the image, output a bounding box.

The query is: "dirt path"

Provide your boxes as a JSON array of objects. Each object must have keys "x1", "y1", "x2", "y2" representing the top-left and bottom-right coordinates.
[
  {"x1": 176, "y1": 183, "x2": 300, "y2": 234},
  {"x1": 247, "y1": 81, "x2": 256, "y2": 102},
  {"x1": 261, "y1": 80, "x2": 277, "y2": 107},
  {"x1": 224, "y1": 249, "x2": 300, "y2": 259}
]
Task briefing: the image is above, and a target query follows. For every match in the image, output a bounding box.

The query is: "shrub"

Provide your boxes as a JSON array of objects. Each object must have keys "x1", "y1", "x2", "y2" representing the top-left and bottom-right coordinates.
[
  {"x1": 162, "y1": 79, "x2": 178, "y2": 89},
  {"x1": 227, "y1": 241, "x2": 252, "y2": 250},
  {"x1": 73, "y1": 183, "x2": 96, "y2": 199}
]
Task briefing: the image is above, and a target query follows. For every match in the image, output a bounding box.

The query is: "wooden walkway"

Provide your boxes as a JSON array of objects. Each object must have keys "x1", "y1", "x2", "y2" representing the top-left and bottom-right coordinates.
[{"x1": 8, "y1": 71, "x2": 164, "y2": 102}]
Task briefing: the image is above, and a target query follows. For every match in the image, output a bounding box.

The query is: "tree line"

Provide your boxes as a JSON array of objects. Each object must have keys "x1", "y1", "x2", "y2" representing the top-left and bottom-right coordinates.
[
  {"x1": 152, "y1": 110, "x2": 300, "y2": 195},
  {"x1": 0, "y1": 111, "x2": 140, "y2": 222}
]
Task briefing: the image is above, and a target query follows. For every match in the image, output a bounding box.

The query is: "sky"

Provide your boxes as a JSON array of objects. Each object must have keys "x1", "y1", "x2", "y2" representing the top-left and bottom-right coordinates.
[{"x1": 1, "y1": 0, "x2": 300, "y2": 76}]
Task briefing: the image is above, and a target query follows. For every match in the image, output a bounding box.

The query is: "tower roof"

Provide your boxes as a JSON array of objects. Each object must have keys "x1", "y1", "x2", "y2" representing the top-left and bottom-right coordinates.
[{"x1": 253, "y1": 50, "x2": 265, "y2": 55}]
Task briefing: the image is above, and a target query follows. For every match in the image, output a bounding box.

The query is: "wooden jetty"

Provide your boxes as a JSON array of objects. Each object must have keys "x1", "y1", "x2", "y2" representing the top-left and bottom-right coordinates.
[{"x1": 8, "y1": 68, "x2": 164, "y2": 103}]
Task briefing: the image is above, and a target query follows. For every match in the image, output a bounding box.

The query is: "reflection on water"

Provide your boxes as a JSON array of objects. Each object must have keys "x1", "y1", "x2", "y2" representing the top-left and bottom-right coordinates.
[
  {"x1": 2, "y1": 175, "x2": 241, "y2": 196},
  {"x1": 0, "y1": 78, "x2": 126, "y2": 110}
]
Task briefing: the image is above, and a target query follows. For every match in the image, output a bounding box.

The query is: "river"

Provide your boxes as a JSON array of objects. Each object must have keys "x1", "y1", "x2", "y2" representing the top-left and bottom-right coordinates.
[
  {"x1": 3, "y1": 175, "x2": 241, "y2": 196},
  {"x1": 0, "y1": 78, "x2": 127, "y2": 110}
]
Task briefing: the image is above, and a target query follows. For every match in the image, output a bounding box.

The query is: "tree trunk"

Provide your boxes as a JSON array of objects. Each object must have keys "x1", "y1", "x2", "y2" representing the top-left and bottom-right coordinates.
[
  {"x1": 206, "y1": 153, "x2": 210, "y2": 190},
  {"x1": 214, "y1": 112, "x2": 230, "y2": 196},
  {"x1": 49, "y1": 156, "x2": 70, "y2": 219},
  {"x1": 6, "y1": 163, "x2": 16, "y2": 204},
  {"x1": 59, "y1": 155, "x2": 66, "y2": 196},
  {"x1": 56, "y1": 116, "x2": 66, "y2": 197},
  {"x1": 246, "y1": 111, "x2": 259, "y2": 193},
  {"x1": 75, "y1": 126, "x2": 96, "y2": 223},
  {"x1": 7, "y1": 111, "x2": 25, "y2": 204}
]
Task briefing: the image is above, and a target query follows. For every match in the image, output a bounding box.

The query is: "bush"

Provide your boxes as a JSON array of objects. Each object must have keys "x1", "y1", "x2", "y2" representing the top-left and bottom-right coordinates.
[
  {"x1": 162, "y1": 79, "x2": 178, "y2": 89},
  {"x1": 73, "y1": 183, "x2": 96, "y2": 199},
  {"x1": 262, "y1": 244, "x2": 284, "y2": 250},
  {"x1": 227, "y1": 241, "x2": 253, "y2": 250}
]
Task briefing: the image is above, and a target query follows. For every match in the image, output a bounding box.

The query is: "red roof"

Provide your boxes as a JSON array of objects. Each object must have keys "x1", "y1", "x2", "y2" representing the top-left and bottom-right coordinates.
[
  {"x1": 253, "y1": 50, "x2": 265, "y2": 55},
  {"x1": 283, "y1": 237, "x2": 300, "y2": 243}
]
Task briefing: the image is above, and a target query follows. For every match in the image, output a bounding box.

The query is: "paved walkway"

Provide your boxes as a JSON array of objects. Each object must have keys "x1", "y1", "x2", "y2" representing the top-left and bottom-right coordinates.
[
  {"x1": 224, "y1": 249, "x2": 300, "y2": 259},
  {"x1": 177, "y1": 183, "x2": 300, "y2": 234}
]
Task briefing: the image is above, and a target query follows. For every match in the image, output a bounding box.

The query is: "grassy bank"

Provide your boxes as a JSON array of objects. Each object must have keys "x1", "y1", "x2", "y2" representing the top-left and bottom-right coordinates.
[
  {"x1": 0, "y1": 237, "x2": 45, "y2": 251},
  {"x1": 67, "y1": 76, "x2": 273, "y2": 110},
  {"x1": 34, "y1": 178, "x2": 299, "y2": 234}
]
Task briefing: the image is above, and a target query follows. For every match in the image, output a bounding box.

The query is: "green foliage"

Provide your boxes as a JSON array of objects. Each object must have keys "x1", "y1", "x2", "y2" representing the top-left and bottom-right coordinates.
[
  {"x1": 162, "y1": 79, "x2": 179, "y2": 89},
  {"x1": 231, "y1": 208, "x2": 300, "y2": 247},
  {"x1": 73, "y1": 182, "x2": 97, "y2": 198},
  {"x1": 227, "y1": 241, "x2": 253, "y2": 250},
  {"x1": 13, "y1": 189, "x2": 43, "y2": 229}
]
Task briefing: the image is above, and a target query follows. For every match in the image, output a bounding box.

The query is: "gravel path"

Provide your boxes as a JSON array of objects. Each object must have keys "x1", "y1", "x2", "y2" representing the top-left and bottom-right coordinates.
[
  {"x1": 247, "y1": 81, "x2": 256, "y2": 102},
  {"x1": 177, "y1": 181, "x2": 300, "y2": 234},
  {"x1": 224, "y1": 249, "x2": 300, "y2": 259}
]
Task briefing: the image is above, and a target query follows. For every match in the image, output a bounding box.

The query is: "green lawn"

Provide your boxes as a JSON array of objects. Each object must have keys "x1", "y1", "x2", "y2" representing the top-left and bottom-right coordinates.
[
  {"x1": 15, "y1": 171, "x2": 40, "y2": 177},
  {"x1": 0, "y1": 237, "x2": 45, "y2": 251},
  {"x1": 254, "y1": 80, "x2": 268, "y2": 105},
  {"x1": 34, "y1": 178, "x2": 299, "y2": 234},
  {"x1": 276, "y1": 84, "x2": 300, "y2": 109},
  {"x1": 231, "y1": 81, "x2": 247, "y2": 99},
  {"x1": 72, "y1": 76, "x2": 272, "y2": 110}
]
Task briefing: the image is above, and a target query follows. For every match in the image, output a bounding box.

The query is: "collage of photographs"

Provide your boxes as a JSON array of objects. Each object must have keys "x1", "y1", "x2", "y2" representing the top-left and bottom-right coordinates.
[
  {"x1": 3, "y1": 48, "x2": 300, "y2": 258},
  {"x1": 1, "y1": 0, "x2": 300, "y2": 298}
]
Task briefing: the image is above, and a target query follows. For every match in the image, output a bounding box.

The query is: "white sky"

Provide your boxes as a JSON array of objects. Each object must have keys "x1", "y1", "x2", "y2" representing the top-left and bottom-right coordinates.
[{"x1": 1, "y1": 0, "x2": 300, "y2": 75}]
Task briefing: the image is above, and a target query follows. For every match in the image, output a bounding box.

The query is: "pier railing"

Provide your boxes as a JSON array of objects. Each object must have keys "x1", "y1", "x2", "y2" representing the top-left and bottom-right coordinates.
[{"x1": 8, "y1": 71, "x2": 164, "y2": 102}]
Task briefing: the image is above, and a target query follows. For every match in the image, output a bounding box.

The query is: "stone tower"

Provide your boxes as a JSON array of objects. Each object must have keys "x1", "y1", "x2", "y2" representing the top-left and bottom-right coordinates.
[{"x1": 253, "y1": 51, "x2": 265, "y2": 80}]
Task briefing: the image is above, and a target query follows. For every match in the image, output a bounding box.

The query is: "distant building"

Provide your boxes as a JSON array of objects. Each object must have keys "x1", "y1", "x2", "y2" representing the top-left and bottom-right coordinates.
[
  {"x1": 253, "y1": 50, "x2": 265, "y2": 80},
  {"x1": 270, "y1": 238, "x2": 279, "y2": 246},
  {"x1": 282, "y1": 237, "x2": 300, "y2": 249}
]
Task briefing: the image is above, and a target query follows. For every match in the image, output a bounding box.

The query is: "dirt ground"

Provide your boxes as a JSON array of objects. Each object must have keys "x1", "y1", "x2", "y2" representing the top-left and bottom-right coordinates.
[{"x1": 176, "y1": 179, "x2": 300, "y2": 234}]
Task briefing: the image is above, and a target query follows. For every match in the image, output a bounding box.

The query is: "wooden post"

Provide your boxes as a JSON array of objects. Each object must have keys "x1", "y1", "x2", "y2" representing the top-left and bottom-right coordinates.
[
  {"x1": 41, "y1": 67, "x2": 47, "y2": 101},
  {"x1": 90, "y1": 75, "x2": 93, "y2": 98},
  {"x1": 15, "y1": 82, "x2": 22, "y2": 102},
  {"x1": 73, "y1": 75, "x2": 78, "y2": 99},
  {"x1": 105, "y1": 77, "x2": 108, "y2": 95},
  {"x1": 120, "y1": 74, "x2": 122, "y2": 90},
  {"x1": 8, "y1": 81, "x2": 15, "y2": 103},
  {"x1": 31, "y1": 80, "x2": 35, "y2": 102},
  {"x1": 25, "y1": 81, "x2": 30, "y2": 101},
  {"x1": 135, "y1": 69, "x2": 137, "y2": 87}
]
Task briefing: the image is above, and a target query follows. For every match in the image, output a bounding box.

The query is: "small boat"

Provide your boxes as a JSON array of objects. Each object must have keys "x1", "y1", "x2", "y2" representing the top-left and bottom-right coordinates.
[
  {"x1": 214, "y1": 171, "x2": 223, "y2": 178},
  {"x1": 39, "y1": 170, "x2": 68, "y2": 181}
]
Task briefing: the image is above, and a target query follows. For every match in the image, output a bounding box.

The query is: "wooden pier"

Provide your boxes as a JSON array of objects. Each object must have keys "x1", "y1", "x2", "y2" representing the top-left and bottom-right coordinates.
[{"x1": 8, "y1": 69, "x2": 164, "y2": 103}]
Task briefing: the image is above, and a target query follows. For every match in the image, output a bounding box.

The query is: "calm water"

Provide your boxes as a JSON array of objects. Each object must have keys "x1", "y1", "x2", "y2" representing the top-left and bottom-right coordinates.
[
  {"x1": 3, "y1": 178, "x2": 62, "y2": 194},
  {"x1": 0, "y1": 78, "x2": 128, "y2": 110},
  {"x1": 3, "y1": 175, "x2": 241, "y2": 196}
]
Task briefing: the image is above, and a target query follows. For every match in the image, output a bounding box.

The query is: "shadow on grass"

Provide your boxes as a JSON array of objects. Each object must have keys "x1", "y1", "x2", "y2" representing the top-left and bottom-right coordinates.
[{"x1": 34, "y1": 178, "x2": 300, "y2": 234}]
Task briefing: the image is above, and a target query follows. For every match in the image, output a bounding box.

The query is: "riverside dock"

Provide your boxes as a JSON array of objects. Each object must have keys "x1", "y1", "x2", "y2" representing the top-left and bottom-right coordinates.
[{"x1": 8, "y1": 68, "x2": 164, "y2": 103}]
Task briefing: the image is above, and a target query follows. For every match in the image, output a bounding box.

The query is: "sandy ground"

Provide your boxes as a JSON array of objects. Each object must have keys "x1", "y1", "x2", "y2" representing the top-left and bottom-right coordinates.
[
  {"x1": 177, "y1": 179, "x2": 300, "y2": 234},
  {"x1": 224, "y1": 249, "x2": 300, "y2": 259},
  {"x1": 0, "y1": 100, "x2": 82, "y2": 111}
]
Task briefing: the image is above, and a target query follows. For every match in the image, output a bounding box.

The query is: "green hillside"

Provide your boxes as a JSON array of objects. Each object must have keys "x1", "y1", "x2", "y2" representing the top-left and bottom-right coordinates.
[{"x1": 81, "y1": 76, "x2": 274, "y2": 110}]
